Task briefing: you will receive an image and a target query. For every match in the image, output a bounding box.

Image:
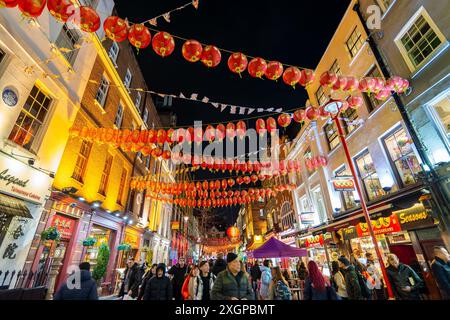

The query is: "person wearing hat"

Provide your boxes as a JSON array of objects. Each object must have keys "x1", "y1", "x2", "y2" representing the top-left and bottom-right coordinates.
[
  {"x1": 338, "y1": 256, "x2": 364, "y2": 300},
  {"x1": 211, "y1": 253, "x2": 254, "y2": 300}
]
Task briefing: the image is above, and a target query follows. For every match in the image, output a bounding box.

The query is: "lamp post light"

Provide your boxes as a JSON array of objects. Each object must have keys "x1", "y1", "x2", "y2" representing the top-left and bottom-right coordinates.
[{"x1": 324, "y1": 99, "x2": 395, "y2": 299}]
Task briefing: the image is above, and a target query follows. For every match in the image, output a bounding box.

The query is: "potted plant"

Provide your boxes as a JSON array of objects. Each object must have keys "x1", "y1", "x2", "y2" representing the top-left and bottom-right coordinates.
[
  {"x1": 82, "y1": 237, "x2": 97, "y2": 247},
  {"x1": 117, "y1": 243, "x2": 132, "y2": 251},
  {"x1": 41, "y1": 226, "x2": 61, "y2": 242},
  {"x1": 92, "y1": 243, "x2": 110, "y2": 294}
]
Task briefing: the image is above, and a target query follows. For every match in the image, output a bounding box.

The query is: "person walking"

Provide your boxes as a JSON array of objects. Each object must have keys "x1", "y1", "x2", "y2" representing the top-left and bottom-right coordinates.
[
  {"x1": 338, "y1": 256, "x2": 363, "y2": 300},
  {"x1": 212, "y1": 253, "x2": 227, "y2": 276},
  {"x1": 331, "y1": 261, "x2": 348, "y2": 300},
  {"x1": 121, "y1": 258, "x2": 141, "y2": 299},
  {"x1": 168, "y1": 257, "x2": 188, "y2": 301},
  {"x1": 192, "y1": 261, "x2": 216, "y2": 301},
  {"x1": 297, "y1": 261, "x2": 308, "y2": 281},
  {"x1": 259, "y1": 260, "x2": 272, "y2": 300},
  {"x1": 431, "y1": 246, "x2": 450, "y2": 299},
  {"x1": 386, "y1": 253, "x2": 423, "y2": 300},
  {"x1": 269, "y1": 266, "x2": 292, "y2": 300},
  {"x1": 365, "y1": 253, "x2": 385, "y2": 300},
  {"x1": 53, "y1": 262, "x2": 98, "y2": 300},
  {"x1": 143, "y1": 263, "x2": 173, "y2": 300},
  {"x1": 211, "y1": 253, "x2": 254, "y2": 300},
  {"x1": 250, "y1": 261, "x2": 262, "y2": 299},
  {"x1": 185, "y1": 265, "x2": 200, "y2": 300},
  {"x1": 137, "y1": 263, "x2": 157, "y2": 300},
  {"x1": 303, "y1": 261, "x2": 335, "y2": 300}
]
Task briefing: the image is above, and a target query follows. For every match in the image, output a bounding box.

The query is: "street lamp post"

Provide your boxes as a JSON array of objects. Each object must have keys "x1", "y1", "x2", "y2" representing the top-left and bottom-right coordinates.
[{"x1": 325, "y1": 99, "x2": 395, "y2": 299}]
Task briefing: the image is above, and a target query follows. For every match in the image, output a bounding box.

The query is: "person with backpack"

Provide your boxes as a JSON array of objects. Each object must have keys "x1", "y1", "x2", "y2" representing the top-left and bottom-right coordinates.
[
  {"x1": 269, "y1": 266, "x2": 292, "y2": 300},
  {"x1": 331, "y1": 261, "x2": 348, "y2": 300},
  {"x1": 303, "y1": 261, "x2": 337, "y2": 300},
  {"x1": 338, "y1": 256, "x2": 364, "y2": 300},
  {"x1": 53, "y1": 262, "x2": 98, "y2": 300},
  {"x1": 259, "y1": 260, "x2": 273, "y2": 300}
]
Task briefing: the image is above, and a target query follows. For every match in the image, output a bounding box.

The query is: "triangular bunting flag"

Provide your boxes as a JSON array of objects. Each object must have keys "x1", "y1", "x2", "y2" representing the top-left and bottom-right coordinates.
[
  {"x1": 239, "y1": 107, "x2": 246, "y2": 115},
  {"x1": 211, "y1": 102, "x2": 219, "y2": 109},
  {"x1": 202, "y1": 96, "x2": 209, "y2": 103},
  {"x1": 275, "y1": 108, "x2": 283, "y2": 113},
  {"x1": 179, "y1": 92, "x2": 186, "y2": 99},
  {"x1": 257, "y1": 108, "x2": 264, "y2": 113},
  {"x1": 247, "y1": 108, "x2": 255, "y2": 115},
  {"x1": 266, "y1": 108, "x2": 274, "y2": 112},
  {"x1": 220, "y1": 104, "x2": 228, "y2": 112},
  {"x1": 163, "y1": 13, "x2": 171, "y2": 23},
  {"x1": 230, "y1": 106, "x2": 237, "y2": 114},
  {"x1": 190, "y1": 93, "x2": 198, "y2": 100},
  {"x1": 149, "y1": 18, "x2": 157, "y2": 26}
]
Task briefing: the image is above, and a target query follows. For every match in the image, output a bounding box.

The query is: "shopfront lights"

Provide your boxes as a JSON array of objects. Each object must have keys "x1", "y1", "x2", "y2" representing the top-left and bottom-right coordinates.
[
  {"x1": 184, "y1": 216, "x2": 189, "y2": 221},
  {"x1": 91, "y1": 201, "x2": 103, "y2": 208},
  {"x1": 79, "y1": 197, "x2": 85, "y2": 202},
  {"x1": 123, "y1": 216, "x2": 128, "y2": 221}
]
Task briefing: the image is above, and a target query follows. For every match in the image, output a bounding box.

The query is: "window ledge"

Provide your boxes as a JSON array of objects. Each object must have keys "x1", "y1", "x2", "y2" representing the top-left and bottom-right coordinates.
[
  {"x1": 2, "y1": 139, "x2": 39, "y2": 159},
  {"x1": 349, "y1": 42, "x2": 369, "y2": 68},
  {"x1": 93, "y1": 99, "x2": 107, "y2": 115},
  {"x1": 411, "y1": 41, "x2": 449, "y2": 79}
]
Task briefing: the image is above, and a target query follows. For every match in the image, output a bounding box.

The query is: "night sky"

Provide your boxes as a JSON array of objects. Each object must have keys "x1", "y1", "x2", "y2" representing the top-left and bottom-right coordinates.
[{"x1": 114, "y1": 0, "x2": 351, "y2": 229}]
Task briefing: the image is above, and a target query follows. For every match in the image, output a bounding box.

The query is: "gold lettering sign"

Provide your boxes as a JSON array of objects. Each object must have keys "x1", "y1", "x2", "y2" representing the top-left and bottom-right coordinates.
[{"x1": 399, "y1": 211, "x2": 428, "y2": 224}]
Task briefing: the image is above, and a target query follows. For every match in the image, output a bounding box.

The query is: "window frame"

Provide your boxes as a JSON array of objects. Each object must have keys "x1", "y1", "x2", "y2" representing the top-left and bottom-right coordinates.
[
  {"x1": 55, "y1": 24, "x2": 81, "y2": 66},
  {"x1": 334, "y1": 165, "x2": 358, "y2": 211},
  {"x1": 117, "y1": 168, "x2": 127, "y2": 206},
  {"x1": 72, "y1": 140, "x2": 93, "y2": 184},
  {"x1": 95, "y1": 75, "x2": 110, "y2": 107},
  {"x1": 324, "y1": 121, "x2": 340, "y2": 151},
  {"x1": 114, "y1": 103, "x2": 124, "y2": 129},
  {"x1": 135, "y1": 92, "x2": 142, "y2": 109},
  {"x1": 362, "y1": 66, "x2": 384, "y2": 113},
  {"x1": 124, "y1": 68, "x2": 133, "y2": 90},
  {"x1": 98, "y1": 153, "x2": 113, "y2": 196},
  {"x1": 315, "y1": 86, "x2": 328, "y2": 106},
  {"x1": 341, "y1": 107, "x2": 359, "y2": 134},
  {"x1": 329, "y1": 60, "x2": 342, "y2": 75},
  {"x1": 345, "y1": 27, "x2": 364, "y2": 59},
  {"x1": 142, "y1": 107, "x2": 149, "y2": 125},
  {"x1": 108, "y1": 42, "x2": 120, "y2": 63},
  {"x1": 353, "y1": 149, "x2": 385, "y2": 201}
]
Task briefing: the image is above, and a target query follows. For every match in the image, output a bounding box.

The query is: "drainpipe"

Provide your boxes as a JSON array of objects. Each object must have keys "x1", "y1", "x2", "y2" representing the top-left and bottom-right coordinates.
[{"x1": 353, "y1": 2, "x2": 450, "y2": 233}]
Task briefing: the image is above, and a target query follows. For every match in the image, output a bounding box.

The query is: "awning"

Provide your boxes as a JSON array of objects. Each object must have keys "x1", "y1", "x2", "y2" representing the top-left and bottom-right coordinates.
[
  {"x1": 0, "y1": 193, "x2": 32, "y2": 219},
  {"x1": 249, "y1": 237, "x2": 308, "y2": 258}
]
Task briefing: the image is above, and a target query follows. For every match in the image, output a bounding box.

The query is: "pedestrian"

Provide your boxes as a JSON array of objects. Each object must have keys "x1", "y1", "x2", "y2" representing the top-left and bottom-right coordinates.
[
  {"x1": 365, "y1": 253, "x2": 385, "y2": 300},
  {"x1": 211, "y1": 252, "x2": 254, "y2": 300},
  {"x1": 259, "y1": 259, "x2": 272, "y2": 300},
  {"x1": 121, "y1": 258, "x2": 141, "y2": 299},
  {"x1": 431, "y1": 246, "x2": 450, "y2": 299},
  {"x1": 184, "y1": 265, "x2": 200, "y2": 300},
  {"x1": 350, "y1": 255, "x2": 371, "y2": 299},
  {"x1": 303, "y1": 261, "x2": 335, "y2": 300},
  {"x1": 250, "y1": 260, "x2": 262, "y2": 299},
  {"x1": 331, "y1": 261, "x2": 348, "y2": 300},
  {"x1": 212, "y1": 253, "x2": 227, "y2": 276},
  {"x1": 137, "y1": 263, "x2": 157, "y2": 300},
  {"x1": 296, "y1": 261, "x2": 308, "y2": 281},
  {"x1": 168, "y1": 257, "x2": 188, "y2": 300},
  {"x1": 143, "y1": 263, "x2": 173, "y2": 300},
  {"x1": 338, "y1": 256, "x2": 364, "y2": 300},
  {"x1": 269, "y1": 266, "x2": 292, "y2": 300},
  {"x1": 192, "y1": 261, "x2": 216, "y2": 300},
  {"x1": 53, "y1": 262, "x2": 98, "y2": 300},
  {"x1": 386, "y1": 253, "x2": 423, "y2": 300}
]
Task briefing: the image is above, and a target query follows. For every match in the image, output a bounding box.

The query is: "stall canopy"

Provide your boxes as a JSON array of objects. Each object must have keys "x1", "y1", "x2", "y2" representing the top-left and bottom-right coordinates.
[{"x1": 248, "y1": 237, "x2": 307, "y2": 258}]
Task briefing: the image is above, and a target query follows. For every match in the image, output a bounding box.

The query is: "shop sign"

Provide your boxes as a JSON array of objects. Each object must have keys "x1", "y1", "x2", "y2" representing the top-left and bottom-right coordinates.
[
  {"x1": 124, "y1": 232, "x2": 140, "y2": 249},
  {"x1": 205, "y1": 237, "x2": 239, "y2": 246},
  {"x1": 356, "y1": 214, "x2": 401, "y2": 237},
  {"x1": 0, "y1": 153, "x2": 52, "y2": 204},
  {"x1": 300, "y1": 212, "x2": 315, "y2": 225},
  {"x1": 2, "y1": 87, "x2": 19, "y2": 107},
  {"x1": 341, "y1": 226, "x2": 359, "y2": 241},
  {"x1": 51, "y1": 214, "x2": 76, "y2": 240},
  {"x1": 304, "y1": 233, "x2": 331, "y2": 248},
  {"x1": 396, "y1": 207, "x2": 436, "y2": 230},
  {"x1": 331, "y1": 178, "x2": 355, "y2": 192},
  {"x1": 171, "y1": 221, "x2": 180, "y2": 230}
]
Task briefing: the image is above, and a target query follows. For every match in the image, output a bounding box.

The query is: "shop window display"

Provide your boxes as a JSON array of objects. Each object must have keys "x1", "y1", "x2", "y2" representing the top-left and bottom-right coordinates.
[
  {"x1": 354, "y1": 151, "x2": 386, "y2": 201},
  {"x1": 86, "y1": 226, "x2": 112, "y2": 267},
  {"x1": 335, "y1": 166, "x2": 358, "y2": 210}
]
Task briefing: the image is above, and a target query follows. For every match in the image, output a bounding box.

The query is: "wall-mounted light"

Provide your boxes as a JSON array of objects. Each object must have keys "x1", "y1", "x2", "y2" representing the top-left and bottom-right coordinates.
[
  {"x1": 91, "y1": 201, "x2": 103, "y2": 208},
  {"x1": 79, "y1": 197, "x2": 85, "y2": 202}
]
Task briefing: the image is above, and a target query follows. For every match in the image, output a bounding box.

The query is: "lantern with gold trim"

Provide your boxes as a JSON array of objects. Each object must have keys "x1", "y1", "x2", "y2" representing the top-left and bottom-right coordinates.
[
  {"x1": 256, "y1": 118, "x2": 266, "y2": 137},
  {"x1": 182, "y1": 40, "x2": 203, "y2": 62},
  {"x1": 128, "y1": 24, "x2": 151, "y2": 50},
  {"x1": 347, "y1": 95, "x2": 364, "y2": 109},
  {"x1": 216, "y1": 123, "x2": 226, "y2": 141},
  {"x1": 266, "y1": 117, "x2": 277, "y2": 134},
  {"x1": 283, "y1": 67, "x2": 302, "y2": 88},
  {"x1": 201, "y1": 45, "x2": 221, "y2": 68},
  {"x1": 205, "y1": 125, "x2": 215, "y2": 143},
  {"x1": 277, "y1": 113, "x2": 291, "y2": 128},
  {"x1": 0, "y1": 0, "x2": 17, "y2": 8},
  {"x1": 236, "y1": 121, "x2": 246, "y2": 140},
  {"x1": 299, "y1": 69, "x2": 315, "y2": 87},
  {"x1": 74, "y1": 6, "x2": 101, "y2": 33},
  {"x1": 17, "y1": 0, "x2": 46, "y2": 18},
  {"x1": 47, "y1": 0, "x2": 74, "y2": 23},
  {"x1": 226, "y1": 122, "x2": 236, "y2": 141},
  {"x1": 265, "y1": 61, "x2": 284, "y2": 81},
  {"x1": 320, "y1": 71, "x2": 338, "y2": 88},
  {"x1": 305, "y1": 106, "x2": 319, "y2": 121},
  {"x1": 248, "y1": 57, "x2": 267, "y2": 79},
  {"x1": 152, "y1": 31, "x2": 175, "y2": 57},
  {"x1": 228, "y1": 52, "x2": 248, "y2": 76},
  {"x1": 293, "y1": 109, "x2": 306, "y2": 123},
  {"x1": 103, "y1": 16, "x2": 128, "y2": 42}
]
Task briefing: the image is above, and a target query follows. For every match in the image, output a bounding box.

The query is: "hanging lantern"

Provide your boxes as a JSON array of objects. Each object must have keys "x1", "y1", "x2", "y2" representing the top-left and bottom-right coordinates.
[
  {"x1": 277, "y1": 113, "x2": 292, "y2": 128},
  {"x1": 299, "y1": 69, "x2": 315, "y2": 87},
  {"x1": 283, "y1": 67, "x2": 302, "y2": 88},
  {"x1": 265, "y1": 61, "x2": 284, "y2": 81},
  {"x1": 250, "y1": 175, "x2": 258, "y2": 183},
  {"x1": 236, "y1": 121, "x2": 246, "y2": 139},
  {"x1": 318, "y1": 105, "x2": 331, "y2": 119},
  {"x1": 182, "y1": 40, "x2": 203, "y2": 62},
  {"x1": 0, "y1": 0, "x2": 17, "y2": 8},
  {"x1": 47, "y1": 0, "x2": 74, "y2": 23},
  {"x1": 185, "y1": 127, "x2": 194, "y2": 144},
  {"x1": 305, "y1": 106, "x2": 319, "y2": 121},
  {"x1": 375, "y1": 89, "x2": 391, "y2": 101},
  {"x1": 256, "y1": 118, "x2": 266, "y2": 137},
  {"x1": 162, "y1": 150, "x2": 171, "y2": 160},
  {"x1": 373, "y1": 78, "x2": 385, "y2": 94},
  {"x1": 157, "y1": 129, "x2": 167, "y2": 145},
  {"x1": 266, "y1": 117, "x2": 277, "y2": 134},
  {"x1": 347, "y1": 96, "x2": 364, "y2": 109},
  {"x1": 148, "y1": 129, "x2": 157, "y2": 144},
  {"x1": 205, "y1": 125, "x2": 215, "y2": 142},
  {"x1": 221, "y1": 179, "x2": 228, "y2": 190},
  {"x1": 152, "y1": 147, "x2": 163, "y2": 158},
  {"x1": 128, "y1": 24, "x2": 151, "y2": 50},
  {"x1": 320, "y1": 71, "x2": 338, "y2": 88},
  {"x1": 344, "y1": 77, "x2": 360, "y2": 92},
  {"x1": 166, "y1": 128, "x2": 175, "y2": 144},
  {"x1": 236, "y1": 177, "x2": 244, "y2": 185},
  {"x1": 152, "y1": 31, "x2": 175, "y2": 57},
  {"x1": 228, "y1": 179, "x2": 235, "y2": 187},
  {"x1": 227, "y1": 52, "x2": 248, "y2": 75},
  {"x1": 73, "y1": 6, "x2": 101, "y2": 33},
  {"x1": 293, "y1": 109, "x2": 306, "y2": 123},
  {"x1": 201, "y1": 45, "x2": 221, "y2": 68},
  {"x1": 248, "y1": 57, "x2": 267, "y2": 78},
  {"x1": 226, "y1": 122, "x2": 236, "y2": 141},
  {"x1": 17, "y1": 0, "x2": 46, "y2": 18},
  {"x1": 359, "y1": 78, "x2": 377, "y2": 94},
  {"x1": 332, "y1": 76, "x2": 348, "y2": 91},
  {"x1": 103, "y1": 16, "x2": 128, "y2": 42},
  {"x1": 216, "y1": 123, "x2": 226, "y2": 141}
]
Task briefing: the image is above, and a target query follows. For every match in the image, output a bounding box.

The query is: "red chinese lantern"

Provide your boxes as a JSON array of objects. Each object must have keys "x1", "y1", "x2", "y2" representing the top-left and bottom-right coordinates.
[
  {"x1": 299, "y1": 69, "x2": 315, "y2": 87},
  {"x1": 222, "y1": 179, "x2": 228, "y2": 190},
  {"x1": 332, "y1": 76, "x2": 348, "y2": 91},
  {"x1": 375, "y1": 89, "x2": 391, "y2": 101},
  {"x1": 162, "y1": 150, "x2": 171, "y2": 160},
  {"x1": 0, "y1": 0, "x2": 17, "y2": 8},
  {"x1": 201, "y1": 45, "x2": 221, "y2": 68},
  {"x1": 216, "y1": 123, "x2": 226, "y2": 141},
  {"x1": 373, "y1": 78, "x2": 385, "y2": 94},
  {"x1": 385, "y1": 76, "x2": 409, "y2": 93},
  {"x1": 74, "y1": 6, "x2": 101, "y2": 33},
  {"x1": 236, "y1": 177, "x2": 244, "y2": 185},
  {"x1": 226, "y1": 122, "x2": 236, "y2": 141},
  {"x1": 166, "y1": 128, "x2": 175, "y2": 144},
  {"x1": 185, "y1": 127, "x2": 194, "y2": 144},
  {"x1": 148, "y1": 129, "x2": 157, "y2": 144},
  {"x1": 283, "y1": 67, "x2": 302, "y2": 88},
  {"x1": 205, "y1": 125, "x2": 215, "y2": 142},
  {"x1": 128, "y1": 24, "x2": 151, "y2": 50},
  {"x1": 228, "y1": 179, "x2": 235, "y2": 187},
  {"x1": 256, "y1": 118, "x2": 266, "y2": 136},
  {"x1": 17, "y1": 0, "x2": 46, "y2": 18},
  {"x1": 265, "y1": 61, "x2": 284, "y2": 81},
  {"x1": 248, "y1": 57, "x2": 267, "y2": 78},
  {"x1": 277, "y1": 113, "x2": 292, "y2": 128},
  {"x1": 47, "y1": 0, "x2": 74, "y2": 23},
  {"x1": 293, "y1": 109, "x2": 306, "y2": 123},
  {"x1": 152, "y1": 31, "x2": 175, "y2": 57},
  {"x1": 347, "y1": 96, "x2": 364, "y2": 109},
  {"x1": 266, "y1": 117, "x2": 277, "y2": 134},
  {"x1": 103, "y1": 16, "x2": 128, "y2": 42},
  {"x1": 228, "y1": 52, "x2": 248, "y2": 75},
  {"x1": 227, "y1": 226, "x2": 240, "y2": 239},
  {"x1": 182, "y1": 40, "x2": 203, "y2": 62},
  {"x1": 157, "y1": 129, "x2": 167, "y2": 145},
  {"x1": 250, "y1": 175, "x2": 258, "y2": 183},
  {"x1": 243, "y1": 176, "x2": 251, "y2": 185},
  {"x1": 320, "y1": 71, "x2": 338, "y2": 88},
  {"x1": 236, "y1": 121, "x2": 246, "y2": 139},
  {"x1": 318, "y1": 105, "x2": 331, "y2": 119},
  {"x1": 194, "y1": 128, "x2": 203, "y2": 145},
  {"x1": 344, "y1": 76, "x2": 360, "y2": 92},
  {"x1": 359, "y1": 78, "x2": 377, "y2": 94},
  {"x1": 305, "y1": 106, "x2": 319, "y2": 121}
]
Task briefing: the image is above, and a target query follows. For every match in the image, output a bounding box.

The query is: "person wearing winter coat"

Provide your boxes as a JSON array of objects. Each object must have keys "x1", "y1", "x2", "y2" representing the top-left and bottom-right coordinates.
[
  {"x1": 269, "y1": 266, "x2": 292, "y2": 300},
  {"x1": 386, "y1": 254, "x2": 423, "y2": 300},
  {"x1": 431, "y1": 246, "x2": 450, "y2": 299},
  {"x1": 185, "y1": 265, "x2": 200, "y2": 300},
  {"x1": 137, "y1": 264, "x2": 157, "y2": 300},
  {"x1": 250, "y1": 261, "x2": 262, "y2": 299},
  {"x1": 296, "y1": 261, "x2": 308, "y2": 281},
  {"x1": 168, "y1": 257, "x2": 188, "y2": 300},
  {"x1": 338, "y1": 256, "x2": 364, "y2": 300},
  {"x1": 259, "y1": 260, "x2": 273, "y2": 300},
  {"x1": 211, "y1": 253, "x2": 254, "y2": 300},
  {"x1": 190, "y1": 261, "x2": 216, "y2": 300},
  {"x1": 53, "y1": 262, "x2": 98, "y2": 300},
  {"x1": 331, "y1": 261, "x2": 348, "y2": 300},
  {"x1": 365, "y1": 253, "x2": 385, "y2": 300},
  {"x1": 143, "y1": 263, "x2": 173, "y2": 300},
  {"x1": 303, "y1": 261, "x2": 333, "y2": 300},
  {"x1": 212, "y1": 253, "x2": 227, "y2": 276},
  {"x1": 121, "y1": 258, "x2": 142, "y2": 299}
]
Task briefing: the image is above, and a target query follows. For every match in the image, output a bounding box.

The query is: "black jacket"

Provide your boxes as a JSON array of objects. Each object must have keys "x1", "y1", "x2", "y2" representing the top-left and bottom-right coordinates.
[
  {"x1": 211, "y1": 268, "x2": 254, "y2": 300},
  {"x1": 168, "y1": 264, "x2": 188, "y2": 288},
  {"x1": 250, "y1": 264, "x2": 262, "y2": 281},
  {"x1": 143, "y1": 264, "x2": 173, "y2": 300},
  {"x1": 342, "y1": 265, "x2": 363, "y2": 300},
  {"x1": 386, "y1": 263, "x2": 423, "y2": 300},
  {"x1": 53, "y1": 270, "x2": 98, "y2": 300},
  {"x1": 431, "y1": 257, "x2": 450, "y2": 299},
  {"x1": 123, "y1": 263, "x2": 142, "y2": 298},
  {"x1": 212, "y1": 259, "x2": 227, "y2": 276},
  {"x1": 138, "y1": 270, "x2": 155, "y2": 300}
]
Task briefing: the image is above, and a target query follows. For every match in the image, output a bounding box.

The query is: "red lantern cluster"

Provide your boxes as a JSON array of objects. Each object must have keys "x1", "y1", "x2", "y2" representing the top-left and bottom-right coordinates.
[
  {"x1": 305, "y1": 156, "x2": 328, "y2": 171},
  {"x1": 0, "y1": 0, "x2": 18, "y2": 8}
]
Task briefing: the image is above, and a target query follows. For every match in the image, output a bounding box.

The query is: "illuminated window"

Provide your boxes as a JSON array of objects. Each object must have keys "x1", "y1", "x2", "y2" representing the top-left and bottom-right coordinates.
[
  {"x1": 280, "y1": 201, "x2": 296, "y2": 231},
  {"x1": 55, "y1": 24, "x2": 80, "y2": 66},
  {"x1": 72, "y1": 140, "x2": 93, "y2": 183},
  {"x1": 354, "y1": 150, "x2": 385, "y2": 201},
  {"x1": 95, "y1": 75, "x2": 110, "y2": 107},
  {"x1": 324, "y1": 121, "x2": 340, "y2": 151},
  {"x1": 383, "y1": 126, "x2": 422, "y2": 186},
  {"x1": 315, "y1": 86, "x2": 328, "y2": 106},
  {"x1": 117, "y1": 169, "x2": 127, "y2": 205},
  {"x1": 114, "y1": 104, "x2": 124, "y2": 128},
  {"x1": 342, "y1": 107, "x2": 359, "y2": 134},
  {"x1": 329, "y1": 60, "x2": 342, "y2": 75},
  {"x1": 335, "y1": 166, "x2": 357, "y2": 210},
  {"x1": 98, "y1": 154, "x2": 113, "y2": 195},
  {"x1": 346, "y1": 27, "x2": 364, "y2": 58},
  {"x1": 8, "y1": 85, "x2": 52, "y2": 150}
]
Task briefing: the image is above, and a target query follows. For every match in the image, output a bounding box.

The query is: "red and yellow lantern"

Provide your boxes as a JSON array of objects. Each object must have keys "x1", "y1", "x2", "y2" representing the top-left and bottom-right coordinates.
[
  {"x1": 128, "y1": 24, "x2": 151, "y2": 49},
  {"x1": 266, "y1": 117, "x2": 277, "y2": 134},
  {"x1": 248, "y1": 57, "x2": 267, "y2": 78},
  {"x1": 103, "y1": 16, "x2": 128, "y2": 42},
  {"x1": 152, "y1": 31, "x2": 175, "y2": 57},
  {"x1": 201, "y1": 45, "x2": 221, "y2": 68},
  {"x1": 293, "y1": 109, "x2": 306, "y2": 123},
  {"x1": 226, "y1": 226, "x2": 240, "y2": 239},
  {"x1": 0, "y1": 0, "x2": 17, "y2": 8},
  {"x1": 216, "y1": 123, "x2": 226, "y2": 141},
  {"x1": 226, "y1": 122, "x2": 236, "y2": 141},
  {"x1": 256, "y1": 118, "x2": 266, "y2": 137},
  {"x1": 47, "y1": 0, "x2": 73, "y2": 23},
  {"x1": 347, "y1": 95, "x2": 364, "y2": 109},
  {"x1": 320, "y1": 71, "x2": 338, "y2": 88},
  {"x1": 182, "y1": 40, "x2": 203, "y2": 62},
  {"x1": 305, "y1": 106, "x2": 319, "y2": 121},
  {"x1": 74, "y1": 6, "x2": 101, "y2": 33},
  {"x1": 277, "y1": 113, "x2": 291, "y2": 128},
  {"x1": 299, "y1": 69, "x2": 315, "y2": 87},
  {"x1": 236, "y1": 121, "x2": 246, "y2": 139},
  {"x1": 265, "y1": 61, "x2": 284, "y2": 81},
  {"x1": 17, "y1": 0, "x2": 46, "y2": 18},
  {"x1": 283, "y1": 66, "x2": 302, "y2": 88},
  {"x1": 228, "y1": 52, "x2": 248, "y2": 75},
  {"x1": 205, "y1": 125, "x2": 215, "y2": 143}
]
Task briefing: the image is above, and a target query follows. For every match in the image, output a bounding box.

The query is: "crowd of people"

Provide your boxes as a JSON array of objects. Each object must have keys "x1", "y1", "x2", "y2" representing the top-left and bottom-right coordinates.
[{"x1": 52, "y1": 246, "x2": 449, "y2": 300}]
